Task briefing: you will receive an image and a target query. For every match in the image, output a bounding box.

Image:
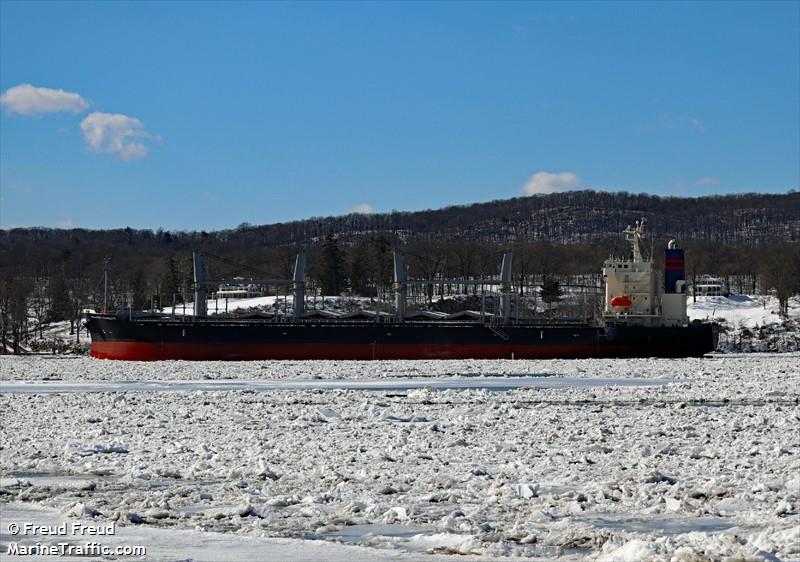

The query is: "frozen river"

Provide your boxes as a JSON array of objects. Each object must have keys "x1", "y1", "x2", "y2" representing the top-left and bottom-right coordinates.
[
  {"x1": 1, "y1": 354, "x2": 798, "y2": 561},
  {"x1": 0, "y1": 376, "x2": 673, "y2": 395}
]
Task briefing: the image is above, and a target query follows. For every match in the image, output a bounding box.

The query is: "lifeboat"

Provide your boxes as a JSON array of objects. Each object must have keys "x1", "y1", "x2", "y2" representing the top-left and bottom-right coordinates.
[{"x1": 610, "y1": 294, "x2": 632, "y2": 308}]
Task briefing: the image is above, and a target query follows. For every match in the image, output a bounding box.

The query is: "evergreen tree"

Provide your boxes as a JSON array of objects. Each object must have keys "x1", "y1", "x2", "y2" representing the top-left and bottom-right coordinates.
[{"x1": 539, "y1": 277, "x2": 563, "y2": 309}]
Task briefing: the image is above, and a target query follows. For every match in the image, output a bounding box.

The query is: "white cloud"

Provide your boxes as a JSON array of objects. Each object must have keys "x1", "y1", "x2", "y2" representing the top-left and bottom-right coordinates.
[
  {"x1": 695, "y1": 176, "x2": 720, "y2": 187},
  {"x1": 349, "y1": 203, "x2": 374, "y2": 214},
  {"x1": 642, "y1": 114, "x2": 707, "y2": 135},
  {"x1": 2, "y1": 86, "x2": 160, "y2": 159},
  {"x1": 79, "y1": 112, "x2": 154, "y2": 160},
  {"x1": 0, "y1": 83, "x2": 88, "y2": 116},
  {"x1": 522, "y1": 171, "x2": 583, "y2": 195}
]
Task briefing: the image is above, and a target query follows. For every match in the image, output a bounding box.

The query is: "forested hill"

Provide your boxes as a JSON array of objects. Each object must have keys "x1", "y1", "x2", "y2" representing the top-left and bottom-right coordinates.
[
  {"x1": 3, "y1": 191, "x2": 799, "y2": 249},
  {"x1": 246, "y1": 191, "x2": 799, "y2": 246}
]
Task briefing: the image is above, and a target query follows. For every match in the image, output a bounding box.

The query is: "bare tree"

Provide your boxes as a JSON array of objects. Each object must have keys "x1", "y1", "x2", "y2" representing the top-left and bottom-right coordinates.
[
  {"x1": 760, "y1": 242, "x2": 800, "y2": 317},
  {"x1": 30, "y1": 277, "x2": 50, "y2": 340}
]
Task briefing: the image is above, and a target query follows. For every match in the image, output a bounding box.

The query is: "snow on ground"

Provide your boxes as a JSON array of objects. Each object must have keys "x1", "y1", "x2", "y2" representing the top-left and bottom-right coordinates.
[
  {"x1": 18, "y1": 320, "x2": 88, "y2": 355},
  {"x1": 1, "y1": 355, "x2": 798, "y2": 561},
  {"x1": 162, "y1": 295, "x2": 279, "y2": 316},
  {"x1": 688, "y1": 296, "x2": 799, "y2": 352},
  {"x1": 687, "y1": 295, "x2": 799, "y2": 329}
]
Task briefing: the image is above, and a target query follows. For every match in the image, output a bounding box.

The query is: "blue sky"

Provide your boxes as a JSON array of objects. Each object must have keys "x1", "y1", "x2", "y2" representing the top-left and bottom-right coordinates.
[{"x1": 1, "y1": 1, "x2": 798, "y2": 230}]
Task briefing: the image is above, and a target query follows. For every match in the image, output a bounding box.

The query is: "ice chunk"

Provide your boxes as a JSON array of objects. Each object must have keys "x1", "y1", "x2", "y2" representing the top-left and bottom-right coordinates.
[
  {"x1": 65, "y1": 502, "x2": 100, "y2": 518},
  {"x1": 641, "y1": 471, "x2": 677, "y2": 485},
  {"x1": 145, "y1": 508, "x2": 171, "y2": 520},
  {"x1": 124, "y1": 512, "x2": 144, "y2": 524},
  {"x1": 317, "y1": 407, "x2": 340, "y2": 419},
  {"x1": 382, "y1": 507, "x2": 408, "y2": 523},
  {"x1": 512, "y1": 483, "x2": 538, "y2": 499},
  {"x1": 598, "y1": 538, "x2": 657, "y2": 561},
  {"x1": 409, "y1": 532, "x2": 483, "y2": 555}
]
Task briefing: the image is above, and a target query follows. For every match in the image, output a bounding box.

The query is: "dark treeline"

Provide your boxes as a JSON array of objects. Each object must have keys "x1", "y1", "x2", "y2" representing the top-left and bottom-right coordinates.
[{"x1": 1, "y1": 191, "x2": 799, "y2": 352}]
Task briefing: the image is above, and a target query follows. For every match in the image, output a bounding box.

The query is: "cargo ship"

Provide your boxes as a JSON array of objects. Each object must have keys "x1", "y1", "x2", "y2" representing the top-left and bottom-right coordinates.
[{"x1": 85, "y1": 220, "x2": 718, "y2": 360}]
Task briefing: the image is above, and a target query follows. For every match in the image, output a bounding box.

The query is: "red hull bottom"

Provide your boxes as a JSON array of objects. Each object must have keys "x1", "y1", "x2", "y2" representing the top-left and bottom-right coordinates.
[{"x1": 91, "y1": 341, "x2": 650, "y2": 361}]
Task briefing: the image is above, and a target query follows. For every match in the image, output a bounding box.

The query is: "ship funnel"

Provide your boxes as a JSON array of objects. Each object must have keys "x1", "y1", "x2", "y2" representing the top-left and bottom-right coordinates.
[
  {"x1": 293, "y1": 251, "x2": 306, "y2": 319},
  {"x1": 664, "y1": 244, "x2": 685, "y2": 294}
]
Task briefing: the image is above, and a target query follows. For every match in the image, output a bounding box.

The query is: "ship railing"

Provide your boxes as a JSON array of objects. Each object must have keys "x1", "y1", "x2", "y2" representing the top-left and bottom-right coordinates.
[{"x1": 132, "y1": 314, "x2": 594, "y2": 329}]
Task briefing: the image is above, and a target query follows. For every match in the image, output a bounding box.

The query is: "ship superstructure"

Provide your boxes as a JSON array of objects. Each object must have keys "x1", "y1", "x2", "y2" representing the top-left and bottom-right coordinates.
[{"x1": 603, "y1": 218, "x2": 688, "y2": 328}]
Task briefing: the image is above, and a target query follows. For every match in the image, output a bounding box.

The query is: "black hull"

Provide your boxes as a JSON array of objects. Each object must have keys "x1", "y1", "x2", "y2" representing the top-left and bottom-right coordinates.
[{"x1": 86, "y1": 315, "x2": 718, "y2": 360}]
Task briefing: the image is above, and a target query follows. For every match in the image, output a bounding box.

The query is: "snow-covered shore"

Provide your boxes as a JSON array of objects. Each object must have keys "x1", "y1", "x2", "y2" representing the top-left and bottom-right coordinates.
[
  {"x1": 687, "y1": 296, "x2": 799, "y2": 352},
  {"x1": 1, "y1": 355, "x2": 798, "y2": 560}
]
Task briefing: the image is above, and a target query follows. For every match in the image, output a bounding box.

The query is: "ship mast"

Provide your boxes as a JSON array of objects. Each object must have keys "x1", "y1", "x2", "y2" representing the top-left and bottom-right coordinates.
[
  {"x1": 102, "y1": 257, "x2": 111, "y2": 313},
  {"x1": 393, "y1": 250, "x2": 514, "y2": 324},
  {"x1": 623, "y1": 218, "x2": 647, "y2": 263},
  {"x1": 190, "y1": 251, "x2": 306, "y2": 319}
]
